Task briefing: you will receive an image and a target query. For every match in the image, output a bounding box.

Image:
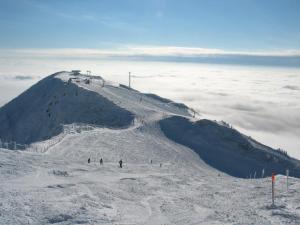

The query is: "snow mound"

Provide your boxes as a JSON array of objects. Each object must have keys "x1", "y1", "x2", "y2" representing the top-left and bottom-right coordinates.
[
  {"x1": 144, "y1": 93, "x2": 190, "y2": 112},
  {"x1": 0, "y1": 72, "x2": 134, "y2": 145},
  {"x1": 160, "y1": 116, "x2": 300, "y2": 178}
]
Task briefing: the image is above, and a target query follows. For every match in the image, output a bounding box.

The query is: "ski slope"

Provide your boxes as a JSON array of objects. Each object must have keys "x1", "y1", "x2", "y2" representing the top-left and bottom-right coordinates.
[{"x1": 1, "y1": 71, "x2": 300, "y2": 224}]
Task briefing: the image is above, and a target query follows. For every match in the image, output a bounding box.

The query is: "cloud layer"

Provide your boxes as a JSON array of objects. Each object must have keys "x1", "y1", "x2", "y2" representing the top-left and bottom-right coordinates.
[
  {"x1": 0, "y1": 58, "x2": 299, "y2": 159},
  {"x1": 1, "y1": 46, "x2": 300, "y2": 67}
]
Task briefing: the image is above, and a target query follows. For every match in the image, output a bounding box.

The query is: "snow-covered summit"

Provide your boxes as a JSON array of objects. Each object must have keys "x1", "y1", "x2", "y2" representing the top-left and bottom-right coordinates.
[
  {"x1": 0, "y1": 72, "x2": 134, "y2": 145},
  {"x1": 0, "y1": 71, "x2": 190, "y2": 145}
]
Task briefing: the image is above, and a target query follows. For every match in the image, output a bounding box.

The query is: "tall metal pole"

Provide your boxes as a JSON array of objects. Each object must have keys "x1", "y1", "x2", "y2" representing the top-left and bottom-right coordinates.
[{"x1": 129, "y1": 72, "x2": 131, "y2": 88}]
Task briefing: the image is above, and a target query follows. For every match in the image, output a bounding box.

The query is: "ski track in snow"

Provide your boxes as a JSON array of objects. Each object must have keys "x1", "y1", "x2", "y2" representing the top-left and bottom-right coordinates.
[
  {"x1": 1, "y1": 72, "x2": 300, "y2": 225},
  {"x1": 1, "y1": 149, "x2": 300, "y2": 225}
]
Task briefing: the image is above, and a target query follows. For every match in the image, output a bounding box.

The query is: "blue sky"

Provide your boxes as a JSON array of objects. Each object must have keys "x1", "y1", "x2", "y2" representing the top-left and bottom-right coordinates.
[{"x1": 1, "y1": 0, "x2": 300, "y2": 66}]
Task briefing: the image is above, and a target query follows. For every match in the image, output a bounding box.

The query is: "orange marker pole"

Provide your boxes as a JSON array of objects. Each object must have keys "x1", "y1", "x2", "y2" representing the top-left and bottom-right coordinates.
[{"x1": 272, "y1": 173, "x2": 275, "y2": 206}]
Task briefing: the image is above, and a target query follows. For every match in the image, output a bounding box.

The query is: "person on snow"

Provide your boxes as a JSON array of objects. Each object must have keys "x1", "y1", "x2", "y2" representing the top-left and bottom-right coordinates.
[
  {"x1": 88, "y1": 158, "x2": 90, "y2": 164},
  {"x1": 100, "y1": 158, "x2": 103, "y2": 165},
  {"x1": 119, "y1": 159, "x2": 123, "y2": 168}
]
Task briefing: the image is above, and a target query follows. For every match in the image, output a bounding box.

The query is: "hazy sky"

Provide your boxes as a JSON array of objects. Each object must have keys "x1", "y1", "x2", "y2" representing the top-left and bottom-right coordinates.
[
  {"x1": 0, "y1": 0, "x2": 300, "y2": 67},
  {"x1": 1, "y1": 0, "x2": 300, "y2": 49}
]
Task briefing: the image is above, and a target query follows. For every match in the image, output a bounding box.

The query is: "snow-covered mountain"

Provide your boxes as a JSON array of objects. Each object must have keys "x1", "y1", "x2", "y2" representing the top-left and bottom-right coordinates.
[
  {"x1": 0, "y1": 71, "x2": 299, "y2": 178},
  {"x1": 1, "y1": 71, "x2": 300, "y2": 224}
]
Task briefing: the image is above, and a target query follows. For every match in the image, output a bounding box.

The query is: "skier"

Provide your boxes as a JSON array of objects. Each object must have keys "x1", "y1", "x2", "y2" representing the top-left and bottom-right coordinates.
[
  {"x1": 100, "y1": 158, "x2": 103, "y2": 165},
  {"x1": 119, "y1": 159, "x2": 123, "y2": 168},
  {"x1": 88, "y1": 158, "x2": 90, "y2": 164}
]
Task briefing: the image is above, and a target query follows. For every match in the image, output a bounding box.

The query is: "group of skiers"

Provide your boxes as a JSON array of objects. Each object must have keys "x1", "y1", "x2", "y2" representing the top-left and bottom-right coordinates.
[
  {"x1": 87, "y1": 157, "x2": 123, "y2": 168},
  {"x1": 87, "y1": 158, "x2": 161, "y2": 169}
]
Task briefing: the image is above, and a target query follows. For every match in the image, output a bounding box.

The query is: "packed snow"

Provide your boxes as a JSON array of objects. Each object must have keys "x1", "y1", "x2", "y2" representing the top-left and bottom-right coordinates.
[{"x1": 1, "y1": 71, "x2": 300, "y2": 225}]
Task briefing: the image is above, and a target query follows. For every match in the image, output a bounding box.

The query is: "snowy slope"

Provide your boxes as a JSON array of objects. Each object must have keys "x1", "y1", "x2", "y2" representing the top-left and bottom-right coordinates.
[
  {"x1": 1, "y1": 71, "x2": 300, "y2": 225},
  {"x1": 160, "y1": 116, "x2": 300, "y2": 178}
]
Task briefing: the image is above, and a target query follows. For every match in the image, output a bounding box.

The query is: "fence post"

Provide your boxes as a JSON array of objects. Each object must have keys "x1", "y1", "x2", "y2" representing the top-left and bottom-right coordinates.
[{"x1": 286, "y1": 169, "x2": 289, "y2": 192}]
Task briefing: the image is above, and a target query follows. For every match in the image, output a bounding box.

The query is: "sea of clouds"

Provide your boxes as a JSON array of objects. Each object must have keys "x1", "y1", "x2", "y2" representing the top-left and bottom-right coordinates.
[{"x1": 0, "y1": 58, "x2": 299, "y2": 159}]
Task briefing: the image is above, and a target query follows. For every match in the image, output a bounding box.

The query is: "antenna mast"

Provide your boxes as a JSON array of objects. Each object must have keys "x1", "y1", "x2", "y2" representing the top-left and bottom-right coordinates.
[{"x1": 129, "y1": 72, "x2": 131, "y2": 88}]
